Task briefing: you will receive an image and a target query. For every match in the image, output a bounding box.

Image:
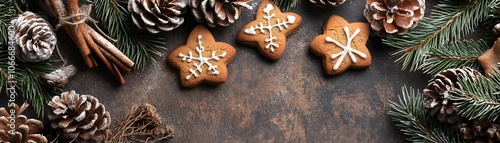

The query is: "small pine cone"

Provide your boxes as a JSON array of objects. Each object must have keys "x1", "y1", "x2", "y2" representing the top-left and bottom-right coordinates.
[
  {"x1": 41, "y1": 65, "x2": 77, "y2": 87},
  {"x1": 493, "y1": 23, "x2": 500, "y2": 37},
  {"x1": 423, "y1": 67, "x2": 481, "y2": 124},
  {"x1": 190, "y1": 0, "x2": 252, "y2": 27},
  {"x1": 0, "y1": 102, "x2": 48, "y2": 143},
  {"x1": 48, "y1": 90, "x2": 111, "y2": 143},
  {"x1": 309, "y1": 0, "x2": 346, "y2": 7},
  {"x1": 364, "y1": 0, "x2": 425, "y2": 37},
  {"x1": 128, "y1": 0, "x2": 187, "y2": 33},
  {"x1": 11, "y1": 11, "x2": 56, "y2": 62},
  {"x1": 459, "y1": 120, "x2": 500, "y2": 143}
]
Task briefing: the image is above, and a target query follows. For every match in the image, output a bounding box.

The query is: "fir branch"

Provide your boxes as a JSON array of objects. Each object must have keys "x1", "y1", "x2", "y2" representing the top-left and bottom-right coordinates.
[
  {"x1": 272, "y1": 0, "x2": 301, "y2": 11},
  {"x1": 0, "y1": 1, "x2": 20, "y2": 46},
  {"x1": 452, "y1": 73, "x2": 500, "y2": 122},
  {"x1": 384, "y1": 0, "x2": 490, "y2": 71},
  {"x1": 422, "y1": 40, "x2": 490, "y2": 75},
  {"x1": 388, "y1": 86, "x2": 463, "y2": 143},
  {"x1": 93, "y1": 0, "x2": 165, "y2": 69}
]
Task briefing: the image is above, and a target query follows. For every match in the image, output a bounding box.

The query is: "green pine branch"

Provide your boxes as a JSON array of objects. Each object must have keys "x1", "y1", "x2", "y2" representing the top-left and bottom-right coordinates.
[
  {"x1": 272, "y1": 0, "x2": 301, "y2": 11},
  {"x1": 452, "y1": 72, "x2": 500, "y2": 122},
  {"x1": 93, "y1": 0, "x2": 165, "y2": 70},
  {"x1": 384, "y1": 0, "x2": 490, "y2": 71},
  {"x1": 388, "y1": 86, "x2": 463, "y2": 143},
  {"x1": 421, "y1": 40, "x2": 490, "y2": 75},
  {"x1": 0, "y1": 2, "x2": 20, "y2": 46}
]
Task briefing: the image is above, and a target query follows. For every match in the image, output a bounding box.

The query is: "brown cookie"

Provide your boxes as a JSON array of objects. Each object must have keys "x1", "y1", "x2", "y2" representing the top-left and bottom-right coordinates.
[
  {"x1": 237, "y1": 0, "x2": 302, "y2": 61},
  {"x1": 168, "y1": 25, "x2": 236, "y2": 87},
  {"x1": 309, "y1": 15, "x2": 371, "y2": 75}
]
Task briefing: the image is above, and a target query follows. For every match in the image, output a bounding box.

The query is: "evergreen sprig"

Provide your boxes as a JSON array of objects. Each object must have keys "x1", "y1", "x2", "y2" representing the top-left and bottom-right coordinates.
[
  {"x1": 384, "y1": 0, "x2": 490, "y2": 71},
  {"x1": 272, "y1": 0, "x2": 301, "y2": 11},
  {"x1": 421, "y1": 40, "x2": 490, "y2": 75},
  {"x1": 452, "y1": 72, "x2": 500, "y2": 122},
  {"x1": 0, "y1": 1, "x2": 19, "y2": 46},
  {"x1": 93, "y1": 0, "x2": 165, "y2": 70},
  {"x1": 388, "y1": 86, "x2": 464, "y2": 143}
]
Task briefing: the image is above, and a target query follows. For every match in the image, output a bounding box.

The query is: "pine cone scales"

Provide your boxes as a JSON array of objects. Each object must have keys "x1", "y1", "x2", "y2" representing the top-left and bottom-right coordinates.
[
  {"x1": 364, "y1": 0, "x2": 425, "y2": 36},
  {"x1": 423, "y1": 67, "x2": 481, "y2": 124},
  {"x1": 459, "y1": 120, "x2": 500, "y2": 142},
  {"x1": 0, "y1": 103, "x2": 48, "y2": 143},
  {"x1": 11, "y1": 11, "x2": 56, "y2": 62},
  {"x1": 190, "y1": 0, "x2": 252, "y2": 27},
  {"x1": 48, "y1": 90, "x2": 111, "y2": 143},
  {"x1": 128, "y1": 0, "x2": 187, "y2": 33},
  {"x1": 309, "y1": 0, "x2": 346, "y2": 7}
]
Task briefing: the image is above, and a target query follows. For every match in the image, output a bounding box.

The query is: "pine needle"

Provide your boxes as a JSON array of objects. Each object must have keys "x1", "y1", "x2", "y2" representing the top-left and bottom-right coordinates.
[
  {"x1": 388, "y1": 86, "x2": 463, "y2": 143},
  {"x1": 422, "y1": 40, "x2": 490, "y2": 75},
  {"x1": 272, "y1": 0, "x2": 301, "y2": 11},
  {"x1": 93, "y1": 0, "x2": 165, "y2": 70},
  {"x1": 0, "y1": 2, "x2": 19, "y2": 46},
  {"x1": 384, "y1": 0, "x2": 490, "y2": 71}
]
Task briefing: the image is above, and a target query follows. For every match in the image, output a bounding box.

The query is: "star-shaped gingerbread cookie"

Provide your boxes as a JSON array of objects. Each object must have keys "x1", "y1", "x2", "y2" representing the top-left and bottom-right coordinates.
[
  {"x1": 478, "y1": 38, "x2": 500, "y2": 76},
  {"x1": 168, "y1": 25, "x2": 236, "y2": 87},
  {"x1": 310, "y1": 15, "x2": 371, "y2": 75},
  {"x1": 237, "y1": 0, "x2": 302, "y2": 61}
]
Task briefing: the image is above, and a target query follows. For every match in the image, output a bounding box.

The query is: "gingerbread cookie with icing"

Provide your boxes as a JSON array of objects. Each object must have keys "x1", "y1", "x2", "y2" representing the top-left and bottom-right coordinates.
[
  {"x1": 168, "y1": 25, "x2": 236, "y2": 87},
  {"x1": 237, "y1": 0, "x2": 302, "y2": 61},
  {"x1": 310, "y1": 15, "x2": 371, "y2": 75}
]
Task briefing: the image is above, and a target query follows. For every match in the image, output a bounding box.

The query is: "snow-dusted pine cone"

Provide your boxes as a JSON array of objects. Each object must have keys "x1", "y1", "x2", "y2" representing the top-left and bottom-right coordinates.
[
  {"x1": 48, "y1": 90, "x2": 111, "y2": 143},
  {"x1": 190, "y1": 0, "x2": 252, "y2": 27},
  {"x1": 364, "y1": 0, "x2": 425, "y2": 37},
  {"x1": 0, "y1": 102, "x2": 48, "y2": 143},
  {"x1": 423, "y1": 67, "x2": 481, "y2": 124},
  {"x1": 309, "y1": 0, "x2": 345, "y2": 7},
  {"x1": 41, "y1": 65, "x2": 77, "y2": 87},
  {"x1": 11, "y1": 11, "x2": 56, "y2": 62},
  {"x1": 128, "y1": 0, "x2": 187, "y2": 33}
]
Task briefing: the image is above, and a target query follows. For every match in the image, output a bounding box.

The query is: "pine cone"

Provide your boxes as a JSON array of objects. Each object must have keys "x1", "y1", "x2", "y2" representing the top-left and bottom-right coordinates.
[
  {"x1": 11, "y1": 11, "x2": 56, "y2": 62},
  {"x1": 190, "y1": 0, "x2": 252, "y2": 27},
  {"x1": 459, "y1": 120, "x2": 500, "y2": 143},
  {"x1": 41, "y1": 65, "x2": 77, "y2": 87},
  {"x1": 309, "y1": 0, "x2": 346, "y2": 7},
  {"x1": 48, "y1": 90, "x2": 111, "y2": 143},
  {"x1": 364, "y1": 0, "x2": 425, "y2": 37},
  {"x1": 493, "y1": 23, "x2": 500, "y2": 37},
  {"x1": 128, "y1": 0, "x2": 187, "y2": 33},
  {"x1": 0, "y1": 102, "x2": 48, "y2": 143},
  {"x1": 423, "y1": 67, "x2": 481, "y2": 124}
]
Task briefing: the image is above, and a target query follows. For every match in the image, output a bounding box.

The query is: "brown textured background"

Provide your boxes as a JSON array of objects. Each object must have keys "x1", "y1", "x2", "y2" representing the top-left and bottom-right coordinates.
[{"x1": 1, "y1": 0, "x2": 437, "y2": 142}]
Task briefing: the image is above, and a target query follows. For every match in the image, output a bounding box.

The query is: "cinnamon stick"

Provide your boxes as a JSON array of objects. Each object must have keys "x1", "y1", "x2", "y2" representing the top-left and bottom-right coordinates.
[
  {"x1": 88, "y1": 26, "x2": 135, "y2": 68},
  {"x1": 100, "y1": 48, "x2": 132, "y2": 74}
]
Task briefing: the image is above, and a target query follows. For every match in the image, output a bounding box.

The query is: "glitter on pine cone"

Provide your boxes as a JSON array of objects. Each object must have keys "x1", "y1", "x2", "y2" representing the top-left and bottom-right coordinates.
[
  {"x1": 0, "y1": 102, "x2": 48, "y2": 143},
  {"x1": 364, "y1": 0, "x2": 425, "y2": 37},
  {"x1": 128, "y1": 0, "x2": 187, "y2": 33},
  {"x1": 423, "y1": 67, "x2": 481, "y2": 124},
  {"x1": 190, "y1": 0, "x2": 252, "y2": 27},
  {"x1": 48, "y1": 90, "x2": 111, "y2": 143},
  {"x1": 11, "y1": 11, "x2": 56, "y2": 62}
]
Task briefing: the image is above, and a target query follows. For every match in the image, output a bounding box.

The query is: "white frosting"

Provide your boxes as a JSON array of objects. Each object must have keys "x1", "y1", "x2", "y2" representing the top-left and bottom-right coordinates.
[
  {"x1": 244, "y1": 4, "x2": 296, "y2": 52},
  {"x1": 178, "y1": 35, "x2": 227, "y2": 80},
  {"x1": 326, "y1": 27, "x2": 367, "y2": 71}
]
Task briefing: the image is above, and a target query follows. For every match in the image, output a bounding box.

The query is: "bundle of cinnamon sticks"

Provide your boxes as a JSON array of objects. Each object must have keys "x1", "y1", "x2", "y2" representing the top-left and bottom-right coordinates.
[{"x1": 43, "y1": 0, "x2": 134, "y2": 84}]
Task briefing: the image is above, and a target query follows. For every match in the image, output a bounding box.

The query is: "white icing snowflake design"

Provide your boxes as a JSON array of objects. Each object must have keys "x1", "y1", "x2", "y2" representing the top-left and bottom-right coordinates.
[
  {"x1": 326, "y1": 27, "x2": 367, "y2": 71},
  {"x1": 244, "y1": 4, "x2": 296, "y2": 52},
  {"x1": 178, "y1": 35, "x2": 227, "y2": 80}
]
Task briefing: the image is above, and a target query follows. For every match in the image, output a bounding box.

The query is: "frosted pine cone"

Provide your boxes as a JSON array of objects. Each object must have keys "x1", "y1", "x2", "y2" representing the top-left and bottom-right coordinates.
[
  {"x1": 364, "y1": 0, "x2": 425, "y2": 37},
  {"x1": 0, "y1": 102, "x2": 48, "y2": 143},
  {"x1": 309, "y1": 0, "x2": 346, "y2": 7},
  {"x1": 190, "y1": 0, "x2": 252, "y2": 27},
  {"x1": 11, "y1": 11, "x2": 56, "y2": 62},
  {"x1": 128, "y1": 0, "x2": 187, "y2": 33},
  {"x1": 48, "y1": 90, "x2": 111, "y2": 143},
  {"x1": 423, "y1": 67, "x2": 481, "y2": 124},
  {"x1": 41, "y1": 65, "x2": 77, "y2": 87}
]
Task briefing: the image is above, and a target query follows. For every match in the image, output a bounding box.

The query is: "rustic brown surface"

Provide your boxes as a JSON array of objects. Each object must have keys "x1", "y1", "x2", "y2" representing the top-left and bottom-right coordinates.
[{"x1": 1, "y1": 0, "x2": 438, "y2": 142}]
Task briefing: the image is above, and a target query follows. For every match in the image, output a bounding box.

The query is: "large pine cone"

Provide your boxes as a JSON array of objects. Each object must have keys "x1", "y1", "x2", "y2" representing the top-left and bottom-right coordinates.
[
  {"x1": 459, "y1": 120, "x2": 500, "y2": 143},
  {"x1": 190, "y1": 0, "x2": 252, "y2": 27},
  {"x1": 48, "y1": 90, "x2": 111, "y2": 143},
  {"x1": 128, "y1": 0, "x2": 187, "y2": 33},
  {"x1": 309, "y1": 0, "x2": 346, "y2": 7},
  {"x1": 423, "y1": 67, "x2": 481, "y2": 124},
  {"x1": 364, "y1": 0, "x2": 425, "y2": 37},
  {"x1": 0, "y1": 102, "x2": 48, "y2": 143},
  {"x1": 11, "y1": 11, "x2": 56, "y2": 62}
]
